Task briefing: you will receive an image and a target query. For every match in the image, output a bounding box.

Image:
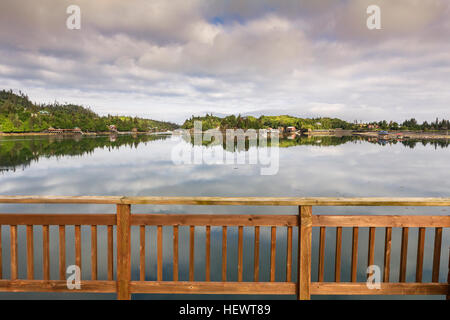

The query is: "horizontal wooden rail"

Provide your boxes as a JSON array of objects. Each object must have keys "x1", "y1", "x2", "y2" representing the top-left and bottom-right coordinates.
[
  {"x1": 311, "y1": 283, "x2": 448, "y2": 295},
  {"x1": 312, "y1": 215, "x2": 450, "y2": 227},
  {"x1": 0, "y1": 214, "x2": 116, "y2": 225},
  {"x1": 130, "y1": 214, "x2": 298, "y2": 226},
  {"x1": 0, "y1": 196, "x2": 449, "y2": 300},
  {"x1": 1, "y1": 196, "x2": 450, "y2": 206},
  {"x1": 0, "y1": 280, "x2": 116, "y2": 293}
]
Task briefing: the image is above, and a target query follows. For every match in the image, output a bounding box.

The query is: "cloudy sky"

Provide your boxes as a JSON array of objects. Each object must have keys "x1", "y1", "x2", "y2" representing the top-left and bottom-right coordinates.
[{"x1": 0, "y1": 0, "x2": 449, "y2": 124}]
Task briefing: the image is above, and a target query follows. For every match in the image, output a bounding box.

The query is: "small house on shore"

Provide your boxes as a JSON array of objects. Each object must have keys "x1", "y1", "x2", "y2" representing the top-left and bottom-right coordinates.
[{"x1": 286, "y1": 126, "x2": 296, "y2": 133}]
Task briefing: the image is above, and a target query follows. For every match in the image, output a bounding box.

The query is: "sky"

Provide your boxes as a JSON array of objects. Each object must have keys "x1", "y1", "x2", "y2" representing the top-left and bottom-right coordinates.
[{"x1": 0, "y1": 0, "x2": 449, "y2": 124}]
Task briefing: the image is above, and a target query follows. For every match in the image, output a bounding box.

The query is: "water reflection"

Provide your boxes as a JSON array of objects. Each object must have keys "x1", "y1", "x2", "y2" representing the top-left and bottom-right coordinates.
[
  {"x1": 0, "y1": 133, "x2": 448, "y2": 300},
  {"x1": 0, "y1": 134, "x2": 170, "y2": 172}
]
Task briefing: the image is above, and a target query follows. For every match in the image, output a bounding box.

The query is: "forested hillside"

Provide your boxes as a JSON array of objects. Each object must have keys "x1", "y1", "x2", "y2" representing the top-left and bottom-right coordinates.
[{"x1": 0, "y1": 90, "x2": 179, "y2": 132}]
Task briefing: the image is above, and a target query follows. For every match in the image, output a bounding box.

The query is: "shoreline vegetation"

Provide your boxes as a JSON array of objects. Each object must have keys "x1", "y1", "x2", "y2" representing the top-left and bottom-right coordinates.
[{"x1": 1, "y1": 89, "x2": 449, "y2": 140}]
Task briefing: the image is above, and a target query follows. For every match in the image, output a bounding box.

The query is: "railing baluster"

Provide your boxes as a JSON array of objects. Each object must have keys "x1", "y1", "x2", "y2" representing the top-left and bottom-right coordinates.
[
  {"x1": 432, "y1": 227, "x2": 443, "y2": 282},
  {"x1": 139, "y1": 225, "x2": 145, "y2": 281},
  {"x1": 335, "y1": 227, "x2": 342, "y2": 282},
  {"x1": 383, "y1": 227, "x2": 392, "y2": 282},
  {"x1": 189, "y1": 225, "x2": 194, "y2": 281},
  {"x1": 205, "y1": 225, "x2": 211, "y2": 281},
  {"x1": 91, "y1": 225, "x2": 97, "y2": 280},
  {"x1": 286, "y1": 226, "x2": 292, "y2": 282},
  {"x1": 173, "y1": 226, "x2": 179, "y2": 281},
  {"x1": 238, "y1": 226, "x2": 244, "y2": 282},
  {"x1": 157, "y1": 225, "x2": 163, "y2": 281},
  {"x1": 43, "y1": 225, "x2": 50, "y2": 280},
  {"x1": 416, "y1": 227, "x2": 425, "y2": 283},
  {"x1": 254, "y1": 226, "x2": 260, "y2": 282},
  {"x1": 10, "y1": 225, "x2": 18, "y2": 280},
  {"x1": 26, "y1": 225, "x2": 34, "y2": 280},
  {"x1": 270, "y1": 226, "x2": 276, "y2": 282},
  {"x1": 368, "y1": 227, "x2": 376, "y2": 270},
  {"x1": 59, "y1": 225, "x2": 66, "y2": 280},
  {"x1": 75, "y1": 225, "x2": 81, "y2": 278},
  {"x1": 107, "y1": 225, "x2": 113, "y2": 281},
  {"x1": 318, "y1": 226, "x2": 326, "y2": 282},
  {"x1": 399, "y1": 227, "x2": 409, "y2": 282},
  {"x1": 351, "y1": 227, "x2": 359, "y2": 282},
  {"x1": 222, "y1": 226, "x2": 227, "y2": 281},
  {"x1": 298, "y1": 205, "x2": 312, "y2": 300}
]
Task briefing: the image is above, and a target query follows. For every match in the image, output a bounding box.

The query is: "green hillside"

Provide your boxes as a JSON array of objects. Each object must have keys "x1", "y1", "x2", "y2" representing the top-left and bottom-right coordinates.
[{"x1": 0, "y1": 89, "x2": 179, "y2": 133}]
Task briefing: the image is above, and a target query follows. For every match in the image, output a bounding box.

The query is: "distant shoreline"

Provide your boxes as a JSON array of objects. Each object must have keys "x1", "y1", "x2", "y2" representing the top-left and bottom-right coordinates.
[
  {"x1": 0, "y1": 131, "x2": 172, "y2": 136},
  {"x1": 1, "y1": 130, "x2": 448, "y2": 140}
]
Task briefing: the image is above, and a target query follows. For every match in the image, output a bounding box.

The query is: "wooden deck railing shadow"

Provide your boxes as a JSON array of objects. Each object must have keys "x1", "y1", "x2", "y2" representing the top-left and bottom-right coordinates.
[{"x1": 0, "y1": 196, "x2": 448, "y2": 300}]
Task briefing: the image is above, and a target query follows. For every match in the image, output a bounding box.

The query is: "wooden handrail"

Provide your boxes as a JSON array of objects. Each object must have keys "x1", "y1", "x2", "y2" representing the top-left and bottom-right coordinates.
[
  {"x1": 1, "y1": 195, "x2": 450, "y2": 206},
  {"x1": 0, "y1": 196, "x2": 448, "y2": 300}
]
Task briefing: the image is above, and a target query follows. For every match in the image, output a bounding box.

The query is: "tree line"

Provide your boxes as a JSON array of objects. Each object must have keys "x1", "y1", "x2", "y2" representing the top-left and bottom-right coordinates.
[
  {"x1": 0, "y1": 90, "x2": 179, "y2": 133},
  {"x1": 182, "y1": 114, "x2": 449, "y2": 131}
]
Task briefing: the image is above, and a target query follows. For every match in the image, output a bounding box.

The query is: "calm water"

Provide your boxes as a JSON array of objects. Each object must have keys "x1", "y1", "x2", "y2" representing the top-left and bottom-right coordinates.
[{"x1": 0, "y1": 134, "x2": 449, "y2": 300}]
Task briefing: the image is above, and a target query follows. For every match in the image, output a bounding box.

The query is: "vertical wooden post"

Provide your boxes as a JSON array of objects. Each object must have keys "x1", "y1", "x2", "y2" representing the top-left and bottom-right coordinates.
[
  {"x1": 117, "y1": 204, "x2": 131, "y2": 300},
  {"x1": 298, "y1": 205, "x2": 312, "y2": 300}
]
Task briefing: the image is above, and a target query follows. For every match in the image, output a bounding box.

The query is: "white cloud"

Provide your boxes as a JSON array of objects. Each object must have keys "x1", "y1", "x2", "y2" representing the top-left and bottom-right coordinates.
[{"x1": 0, "y1": 0, "x2": 449, "y2": 123}]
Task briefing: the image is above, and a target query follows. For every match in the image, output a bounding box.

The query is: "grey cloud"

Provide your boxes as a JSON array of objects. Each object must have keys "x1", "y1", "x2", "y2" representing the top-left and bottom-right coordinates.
[{"x1": 0, "y1": 0, "x2": 449, "y2": 123}]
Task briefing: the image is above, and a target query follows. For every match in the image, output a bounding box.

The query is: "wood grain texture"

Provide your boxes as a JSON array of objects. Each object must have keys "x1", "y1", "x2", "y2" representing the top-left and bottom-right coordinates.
[
  {"x1": 351, "y1": 227, "x2": 359, "y2": 282},
  {"x1": 312, "y1": 215, "x2": 450, "y2": 227},
  {"x1": 368, "y1": 227, "x2": 376, "y2": 270},
  {"x1": 335, "y1": 227, "x2": 342, "y2": 282},
  {"x1": 254, "y1": 226, "x2": 260, "y2": 282},
  {"x1": 43, "y1": 225, "x2": 50, "y2": 280},
  {"x1": 311, "y1": 282, "x2": 448, "y2": 295},
  {"x1": 238, "y1": 226, "x2": 244, "y2": 282},
  {"x1": 10, "y1": 225, "x2": 18, "y2": 280},
  {"x1": 270, "y1": 226, "x2": 276, "y2": 282},
  {"x1": 91, "y1": 225, "x2": 97, "y2": 281},
  {"x1": 189, "y1": 226, "x2": 194, "y2": 282},
  {"x1": 222, "y1": 226, "x2": 227, "y2": 282},
  {"x1": 318, "y1": 227, "x2": 325, "y2": 282},
  {"x1": 173, "y1": 226, "x2": 178, "y2": 281},
  {"x1": 1, "y1": 195, "x2": 450, "y2": 206},
  {"x1": 130, "y1": 281, "x2": 296, "y2": 295},
  {"x1": 0, "y1": 280, "x2": 116, "y2": 292},
  {"x1": 432, "y1": 227, "x2": 443, "y2": 282},
  {"x1": 59, "y1": 226, "x2": 66, "y2": 280},
  {"x1": 157, "y1": 225, "x2": 163, "y2": 281},
  {"x1": 206, "y1": 226, "x2": 211, "y2": 282},
  {"x1": 298, "y1": 206, "x2": 312, "y2": 300},
  {"x1": 0, "y1": 214, "x2": 115, "y2": 226},
  {"x1": 131, "y1": 214, "x2": 297, "y2": 226},
  {"x1": 416, "y1": 227, "x2": 425, "y2": 283},
  {"x1": 116, "y1": 204, "x2": 131, "y2": 300},
  {"x1": 26, "y1": 225, "x2": 34, "y2": 280},
  {"x1": 286, "y1": 226, "x2": 292, "y2": 282},
  {"x1": 75, "y1": 225, "x2": 81, "y2": 278},
  {"x1": 107, "y1": 225, "x2": 113, "y2": 281},
  {"x1": 383, "y1": 227, "x2": 392, "y2": 283},
  {"x1": 399, "y1": 227, "x2": 409, "y2": 282},
  {"x1": 139, "y1": 226, "x2": 145, "y2": 281}
]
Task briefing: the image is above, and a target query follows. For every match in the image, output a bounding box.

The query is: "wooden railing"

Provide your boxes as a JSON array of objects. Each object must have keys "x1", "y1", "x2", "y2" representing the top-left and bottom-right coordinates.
[{"x1": 0, "y1": 196, "x2": 449, "y2": 300}]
